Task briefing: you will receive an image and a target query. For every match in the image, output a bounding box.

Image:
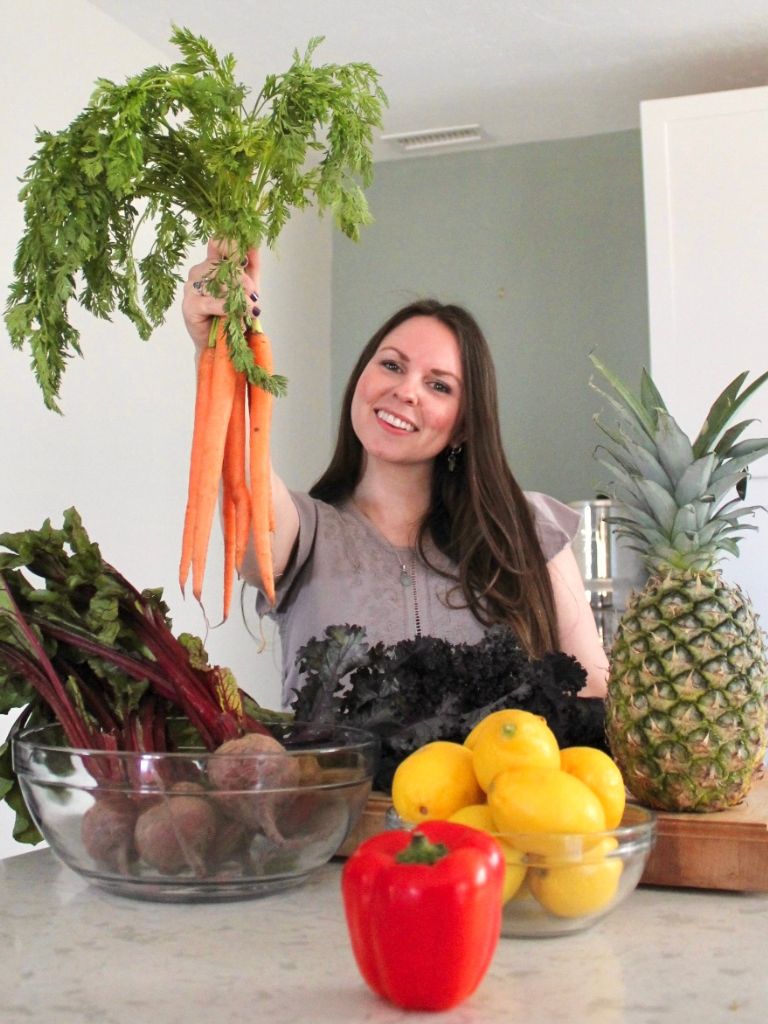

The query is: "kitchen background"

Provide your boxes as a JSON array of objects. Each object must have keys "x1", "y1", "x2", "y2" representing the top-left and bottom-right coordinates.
[{"x1": 1, "y1": 0, "x2": 767, "y2": 857}]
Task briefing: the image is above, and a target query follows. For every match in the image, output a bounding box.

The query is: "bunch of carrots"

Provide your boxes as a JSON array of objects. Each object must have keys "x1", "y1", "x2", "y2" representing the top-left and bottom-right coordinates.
[{"x1": 179, "y1": 317, "x2": 276, "y2": 621}]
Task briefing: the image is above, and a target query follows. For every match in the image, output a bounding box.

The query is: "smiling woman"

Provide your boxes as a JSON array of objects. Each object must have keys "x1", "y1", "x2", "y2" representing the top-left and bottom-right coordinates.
[{"x1": 182, "y1": 270, "x2": 609, "y2": 705}]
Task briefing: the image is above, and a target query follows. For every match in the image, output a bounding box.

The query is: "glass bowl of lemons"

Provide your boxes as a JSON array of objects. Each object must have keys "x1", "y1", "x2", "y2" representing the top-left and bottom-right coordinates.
[
  {"x1": 489, "y1": 802, "x2": 656, "y2": 937},
  {"x1": 388, "y1": 710, "x2": 657, "y2": 937}
]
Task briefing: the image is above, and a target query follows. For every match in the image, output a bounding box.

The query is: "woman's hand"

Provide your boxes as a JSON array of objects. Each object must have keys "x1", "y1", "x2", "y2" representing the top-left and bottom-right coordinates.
[{"x1": 182, "y1": 240, "x2": 262, "y2": 352}]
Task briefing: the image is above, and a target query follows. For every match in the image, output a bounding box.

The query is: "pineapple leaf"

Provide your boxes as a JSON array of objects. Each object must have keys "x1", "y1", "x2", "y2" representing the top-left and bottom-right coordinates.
[
  {"x1": 593, "y1": 452, "x2": 649, "y2": 508},
  {"x1": 634, "y1": 478, "x2": 678, "y2": 533},
  {"x1": 672, "y1": 505, "x2": 699, "y2": 537},
  {"x1": 591, "y1": 393, "x2": 657, "y2": 455},
  {"x1": 639, "y1": 368, "x2": 667, "y2": 418},
  {"x1": 715, "y1": 419, "x2": 759, "y2": 457},
  {"x1": 654, "y1": 411, "x2": 695, "y2": 485},
  {"x1": 692, "y1": 371, "x2": 749, "y2": 457},
  {"x1": 692, "y1": 369, "x2": 768, "y2": 458},
  {"x1": 589, "y1": 355, "x2": 656, "y2": 439},
  {"x1": 706, "y1": 465, "x2": 751, "y2": 504},
  {"x1": 716, "y1": 499, "x2": 765, "y2": 524},
  {"x1": 592, "y1": 415, "x2": 656, "y2": 457},
  {"x1": 671, "y1": 531, "x2": 698, "y2": 554},
  {"x1": 723, "y1": 438, "x2": 768, "y2": 464},
  {"x1": 594, "y1": 437, "x2": 672, "y2": 491},
  {"x1": 608, "y1": 509, "x2": 664, "y2": 533},
  {"x1": 673, "y1": 454, "x2": 716, "y2": 507}
]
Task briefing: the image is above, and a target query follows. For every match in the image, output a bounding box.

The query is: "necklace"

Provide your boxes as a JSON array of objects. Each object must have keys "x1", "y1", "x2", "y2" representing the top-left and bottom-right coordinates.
[{"x1": 349, "y1": 499, "x2": 423, "y2": 634}]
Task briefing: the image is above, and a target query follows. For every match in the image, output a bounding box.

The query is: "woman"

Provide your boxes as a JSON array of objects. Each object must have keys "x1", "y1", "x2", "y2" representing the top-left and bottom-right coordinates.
[{"x1": 184, "y1": 243, "x2": 608, "y2": 705}]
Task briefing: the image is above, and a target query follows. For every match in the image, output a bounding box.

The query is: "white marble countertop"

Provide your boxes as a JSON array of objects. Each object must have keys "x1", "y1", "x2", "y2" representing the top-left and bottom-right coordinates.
[{"x1": 4, "y1": 849, "x2": 768, "y2": 1024}]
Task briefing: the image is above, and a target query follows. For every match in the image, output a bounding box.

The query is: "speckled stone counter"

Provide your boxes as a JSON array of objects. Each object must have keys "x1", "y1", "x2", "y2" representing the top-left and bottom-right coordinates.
[{"x1": 3, "y1": 849, "x2": 767, "y2": 1024}]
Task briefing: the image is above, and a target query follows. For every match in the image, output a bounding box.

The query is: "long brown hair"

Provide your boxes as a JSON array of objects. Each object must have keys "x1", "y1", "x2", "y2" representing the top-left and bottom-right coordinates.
[{"x1": 310, "y1": 299, "x2": 559, "y2": 658}]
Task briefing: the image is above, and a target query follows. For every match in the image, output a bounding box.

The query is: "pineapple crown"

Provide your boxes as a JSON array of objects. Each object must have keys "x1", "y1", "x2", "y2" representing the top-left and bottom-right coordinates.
[{"x1": 590, "y1": 356, "x2": 768, "y2": 575}]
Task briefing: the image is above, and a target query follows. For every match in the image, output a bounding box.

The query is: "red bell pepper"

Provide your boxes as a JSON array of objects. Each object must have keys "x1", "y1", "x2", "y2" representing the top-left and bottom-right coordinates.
[{"x1": 341, "y1": 819, "x2": 505, "y2": 1011}]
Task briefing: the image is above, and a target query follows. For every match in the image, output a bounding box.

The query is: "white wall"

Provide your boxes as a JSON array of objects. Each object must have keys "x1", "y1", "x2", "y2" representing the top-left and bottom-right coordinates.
[
  {"x1": 0, "y1": 0, "x2": 333, "y2": 857},
  {"x1": 642, "y1": 87, "x2": 768, "y2": 621}
]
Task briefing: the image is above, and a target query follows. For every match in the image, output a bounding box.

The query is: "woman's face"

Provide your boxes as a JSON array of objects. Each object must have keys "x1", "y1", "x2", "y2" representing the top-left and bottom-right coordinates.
[{"x1": 350, "y1": 315, "x2": 464, "y2": 468}]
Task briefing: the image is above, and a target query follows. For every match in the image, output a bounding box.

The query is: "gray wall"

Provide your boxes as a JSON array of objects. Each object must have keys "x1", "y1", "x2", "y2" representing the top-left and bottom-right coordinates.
[{"x1": 331, "y1": 130, "x2": 649, "y2": 503}]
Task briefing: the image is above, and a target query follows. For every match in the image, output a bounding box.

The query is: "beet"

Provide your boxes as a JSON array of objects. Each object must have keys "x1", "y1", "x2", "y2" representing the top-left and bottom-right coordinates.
[
  {"x1": 134, "y1": 782, "x2": 218, "y2": 875},
  {"x1": 81, "y1": 794, "x2": 137, "y2": 871},
  {"x1": 207, "y1": 734, "x2": 301, "y2": 845},
  {"x1": 205, "y1": 817, "x2": 251, "y2": 870}
]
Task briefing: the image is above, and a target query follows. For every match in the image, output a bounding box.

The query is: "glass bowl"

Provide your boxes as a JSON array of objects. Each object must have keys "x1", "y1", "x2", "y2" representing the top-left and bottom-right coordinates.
[
  {"x1": 12, "y1": 722, "x2": 377, "y2": 902},
  {"x1": 383, "y1": 803, "x2": 655, "y2": 938},
  {"x1": 496, "y1": 804, "x2": 656, "y2": 937}
]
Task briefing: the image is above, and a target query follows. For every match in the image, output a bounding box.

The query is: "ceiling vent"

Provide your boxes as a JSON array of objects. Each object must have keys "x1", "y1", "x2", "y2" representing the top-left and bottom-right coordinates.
[{"x1": 380, "y1": 123, "x2": 485, "y2": 153}]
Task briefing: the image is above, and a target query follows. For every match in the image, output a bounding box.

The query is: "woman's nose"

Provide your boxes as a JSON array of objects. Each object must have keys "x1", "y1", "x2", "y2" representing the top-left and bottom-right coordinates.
[{"x1": 393, "y1": 376, "x2": 417, "y2": 404}]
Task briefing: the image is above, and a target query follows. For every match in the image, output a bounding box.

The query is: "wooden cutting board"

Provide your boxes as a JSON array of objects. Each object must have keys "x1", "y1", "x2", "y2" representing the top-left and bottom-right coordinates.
[
  {"x1": 639, "y1": 768, "x2": 768, "y2": 892},
  {"x1": 339, "y1": 770, "x2": 768, "y2": 893}
]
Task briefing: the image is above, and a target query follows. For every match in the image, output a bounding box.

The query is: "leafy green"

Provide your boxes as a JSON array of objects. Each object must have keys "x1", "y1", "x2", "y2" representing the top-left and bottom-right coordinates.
[
  {"x1": 0, "y1": 508, "x2": 281, "y2": 843},
  {"x1": 5, "y1": 26, "x2": 387, "y2": 411},
  {"x1": 290, "y1": 625, "x2": 607, "y2": 792}
]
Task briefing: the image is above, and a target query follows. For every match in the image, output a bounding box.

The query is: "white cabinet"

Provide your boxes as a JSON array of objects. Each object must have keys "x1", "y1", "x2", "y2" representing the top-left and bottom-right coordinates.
[{"x1": 641, "y1": 86, "x2": 768, "y2": 621}]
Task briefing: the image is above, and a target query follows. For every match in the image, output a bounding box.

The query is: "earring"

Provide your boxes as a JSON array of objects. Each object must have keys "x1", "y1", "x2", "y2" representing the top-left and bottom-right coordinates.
[{"x1": 447, "y1": 445, "x2": 463, "y2": 473}]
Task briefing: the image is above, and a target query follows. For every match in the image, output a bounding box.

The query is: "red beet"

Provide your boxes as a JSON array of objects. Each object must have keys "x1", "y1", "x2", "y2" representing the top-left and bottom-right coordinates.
[
  {"x1": 134, "y1": 782, "x2": 217, "y2": 876},
  {"x1": 207, "y1": 733, "x2": 301, "y2": 845},
  {"x1": 81, "y1": 794, "x2": 137, "y2": 872}
]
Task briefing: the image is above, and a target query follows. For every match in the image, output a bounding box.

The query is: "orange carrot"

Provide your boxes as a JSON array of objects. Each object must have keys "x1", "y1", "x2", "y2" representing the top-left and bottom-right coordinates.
[
  {"x1": 179, "y1": 344, "x2": 215, "y2": 593},
  {"x1": 222, "y1": 372, "x2": 251, "y2": 571},
  {"x1": 191, "y1": 319, "x2": 238, "y2": 603},
  {"x1": 248, "y1": 330, "x2": 275, "y2": 605},
  {"x1": 221, "y1": 488, "x2": 237, "y2": 622}
]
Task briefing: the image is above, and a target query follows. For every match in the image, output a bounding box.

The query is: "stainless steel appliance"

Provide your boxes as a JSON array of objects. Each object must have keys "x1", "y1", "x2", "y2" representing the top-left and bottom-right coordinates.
[{"x1": 569, "y1": 499, "x2": 647, "y2": 649}]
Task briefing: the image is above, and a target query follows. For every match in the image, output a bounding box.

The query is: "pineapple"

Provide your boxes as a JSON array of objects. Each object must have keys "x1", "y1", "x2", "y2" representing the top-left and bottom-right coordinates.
[{"x1": 591, "y1": 356, "x2": 768, "y2": 812}]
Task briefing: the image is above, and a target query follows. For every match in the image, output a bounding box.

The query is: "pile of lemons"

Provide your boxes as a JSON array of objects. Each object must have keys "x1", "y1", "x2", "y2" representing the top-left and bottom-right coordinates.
[{"x1": 390, "y1": 709, "x2": 627, "y2": 919}]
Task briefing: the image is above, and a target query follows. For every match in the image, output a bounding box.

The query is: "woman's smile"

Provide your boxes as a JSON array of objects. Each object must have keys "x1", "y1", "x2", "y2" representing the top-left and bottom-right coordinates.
[{"x1": 375, "y1": 408, "x2": 417, "y2": 432}]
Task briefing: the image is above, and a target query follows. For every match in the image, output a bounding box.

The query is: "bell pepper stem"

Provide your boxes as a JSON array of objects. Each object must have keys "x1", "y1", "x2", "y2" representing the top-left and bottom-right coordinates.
[{"x1": 395, "y1": 832, "x2": 449, "y2": 865}]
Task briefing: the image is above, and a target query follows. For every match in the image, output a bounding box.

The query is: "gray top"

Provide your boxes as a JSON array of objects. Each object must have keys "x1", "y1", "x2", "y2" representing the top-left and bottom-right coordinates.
[{"x1": 256, "y1": 491, "x2": 581, "y2": 706}]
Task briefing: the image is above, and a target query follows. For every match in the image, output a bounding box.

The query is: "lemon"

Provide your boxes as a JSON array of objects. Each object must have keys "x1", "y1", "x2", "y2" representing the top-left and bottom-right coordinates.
[
  {"x1": 391, "y1": 741, "x2": 483, "y2": 823},
  {"x1": 559, "y1": 746, "x2": 627, "y2": 829},
  {"x1": 528, "y1": 838, "x2": 623, "y2": 918},
  {"x1": 470, "y1": 711, "x2": 560, "y2": 792},
  {"x1": 448, "y1": 803, "x2": 527, "y2": 902},
  {"x1": 487, "y1": 766, "x2": 607, "y2": 856}
]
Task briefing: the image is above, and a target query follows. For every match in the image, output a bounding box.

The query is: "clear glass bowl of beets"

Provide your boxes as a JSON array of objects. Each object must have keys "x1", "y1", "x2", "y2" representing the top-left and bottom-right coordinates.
[{"x1": 12, "y1": 722, "x2": 378, "y2": 902}]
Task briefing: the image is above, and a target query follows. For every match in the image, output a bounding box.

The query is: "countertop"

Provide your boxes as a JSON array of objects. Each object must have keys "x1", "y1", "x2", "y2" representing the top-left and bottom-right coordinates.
[{"x1": 4, "y1": 849, "x2": 768, "y2": 1024}]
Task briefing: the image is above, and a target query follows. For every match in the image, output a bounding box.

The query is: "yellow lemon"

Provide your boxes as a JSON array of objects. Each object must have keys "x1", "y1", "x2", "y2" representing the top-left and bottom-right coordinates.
[
  {"x1": 528, "y1": 838, "x2": 623, "y2": 918},
  {"x1": 488, "y1": 767, "x2": 607, "y2": 856},
  {"x1": 470, "y1": 711, "x2": 561, "y2": 792},
  {"x1": 391, "y1": 741, "x2": 483, "y2": 823},
  {"x1": 559, "y1": 746, "x2": 627, "y2": 829},
  {"x1": 448, "y1": 803, "x2": 527, "y2": 902}
]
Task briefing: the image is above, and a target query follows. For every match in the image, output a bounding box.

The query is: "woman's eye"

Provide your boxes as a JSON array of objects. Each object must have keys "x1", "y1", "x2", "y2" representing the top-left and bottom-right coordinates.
[
  {"x1": 430, "y1": 380, "x2": 451, "y2": 394},
  {"x1": 381, "y1": 360, "x2": 401, "y2": 372}
]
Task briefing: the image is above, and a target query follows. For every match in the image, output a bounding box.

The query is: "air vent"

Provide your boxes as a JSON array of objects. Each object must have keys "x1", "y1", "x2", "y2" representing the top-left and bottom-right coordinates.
[{"x1": 380, "y1": 124, "x2": 484, "y2": 153}]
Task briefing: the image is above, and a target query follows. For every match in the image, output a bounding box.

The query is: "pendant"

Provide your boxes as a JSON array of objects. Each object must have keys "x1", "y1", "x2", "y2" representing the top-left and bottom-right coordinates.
[{"x1": 400, "y1": 565, "x2": 411, "y2": 587}]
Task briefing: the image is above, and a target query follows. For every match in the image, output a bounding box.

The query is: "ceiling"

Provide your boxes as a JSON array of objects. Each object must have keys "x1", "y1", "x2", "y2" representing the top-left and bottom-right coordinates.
[{"x1": 88, "y1": 0, "x2": 768, "y2": 161}]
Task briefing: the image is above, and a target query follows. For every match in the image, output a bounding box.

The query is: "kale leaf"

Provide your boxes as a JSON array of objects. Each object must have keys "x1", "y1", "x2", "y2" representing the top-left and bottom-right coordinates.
[{"x1": 291, "y1": 624, "x2": 607, "y2": 792}]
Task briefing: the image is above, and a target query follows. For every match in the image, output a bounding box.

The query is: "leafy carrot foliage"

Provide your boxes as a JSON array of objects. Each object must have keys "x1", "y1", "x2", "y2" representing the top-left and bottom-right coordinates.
[{"x1": 5, "y1": 26, "x2": 386, "y2": 410}]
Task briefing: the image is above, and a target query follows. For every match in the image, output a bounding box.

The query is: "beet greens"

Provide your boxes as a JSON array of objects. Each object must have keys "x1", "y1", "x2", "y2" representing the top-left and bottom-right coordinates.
[{"x1": 0, "y1": 507, "x2": 283, "y2": 844}]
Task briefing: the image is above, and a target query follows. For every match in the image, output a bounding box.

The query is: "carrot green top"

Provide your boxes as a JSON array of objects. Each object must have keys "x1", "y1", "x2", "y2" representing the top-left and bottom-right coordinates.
[{"x1": 4, "y1": 26, "x2": 387, "y2": 411}]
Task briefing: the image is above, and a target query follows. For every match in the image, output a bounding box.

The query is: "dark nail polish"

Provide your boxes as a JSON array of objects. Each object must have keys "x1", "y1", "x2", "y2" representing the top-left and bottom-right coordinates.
[
  {"x1": 250, "y1": 292, "x2": 259, "y2": 302},
  {"x1": 252, "y1": 306, "x2": 262, "y2": 317}
]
